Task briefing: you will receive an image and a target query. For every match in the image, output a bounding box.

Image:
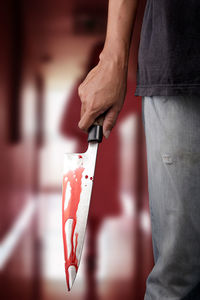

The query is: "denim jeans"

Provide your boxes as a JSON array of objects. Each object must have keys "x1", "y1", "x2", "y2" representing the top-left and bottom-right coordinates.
[{"x1": 142, "y1": 95, "x2": 200, "y2": 300}]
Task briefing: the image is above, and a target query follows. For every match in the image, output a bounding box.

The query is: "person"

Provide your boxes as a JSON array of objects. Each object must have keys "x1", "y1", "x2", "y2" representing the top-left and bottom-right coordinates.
[
  {"x1": 77, "y1": 0, "x2": 200, "y2": 299},
  {"x1": 60, "y1": 41, "x2": 121, "y2": 300},
  {"x1": 60, "y1": 39, "x2": 145, "y2": 299}
]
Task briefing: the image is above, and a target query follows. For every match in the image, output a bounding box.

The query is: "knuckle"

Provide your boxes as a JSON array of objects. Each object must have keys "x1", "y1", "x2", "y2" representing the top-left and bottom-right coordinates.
[
  {"x1": 81, "y1": 97, "x2": 86, "y2": 105},
  {"x1": 80, "y1": 94, "x2": 87, "y2": 105},
  {"x1": 90, "y1": 104, "x2": 98, "y2": 115},
  {"x1": 78, "y1": 85, "x2": 84, "y2": 97},
  {"x1": 88, "y1": 98, "x2": 102, "y2": 114},
  {"x1": 88, "y1": 100, "x2": 97, "y2": 114},
  {"x1": 78, "y1": 84, "x2": 82, "y2": 93}
]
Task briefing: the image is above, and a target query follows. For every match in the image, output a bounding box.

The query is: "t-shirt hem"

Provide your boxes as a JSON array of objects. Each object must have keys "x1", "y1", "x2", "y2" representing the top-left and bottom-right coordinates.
[{"x1": 134, "y1": 84, "x2": 200, "y2": 97}]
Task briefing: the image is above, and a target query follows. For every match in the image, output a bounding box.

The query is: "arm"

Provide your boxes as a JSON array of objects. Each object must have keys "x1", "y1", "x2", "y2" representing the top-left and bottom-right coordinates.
[{"x1": 78, "y1": 0, "x2": 139, "y2": 138}]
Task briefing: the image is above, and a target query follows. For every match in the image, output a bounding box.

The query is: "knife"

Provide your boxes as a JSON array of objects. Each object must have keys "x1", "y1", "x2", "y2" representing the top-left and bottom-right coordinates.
[{"x1": 62, "y1": 117, "x2": 103, "y2": 291}]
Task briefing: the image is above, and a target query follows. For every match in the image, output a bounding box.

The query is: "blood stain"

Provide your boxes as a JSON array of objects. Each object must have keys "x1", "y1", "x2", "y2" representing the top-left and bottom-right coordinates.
[
  {"x1": 62, "y1": 167, "x2": 84, "y2": 291},
  {"x1": 85, "y1": 175, "x2": 88, "y2": 179},
  {"x1": 90, "y1": 177, "x2": 93, "y2": 180},
  {"x1": 78, "y1": 155, "x2": 82, "y2": 159}
]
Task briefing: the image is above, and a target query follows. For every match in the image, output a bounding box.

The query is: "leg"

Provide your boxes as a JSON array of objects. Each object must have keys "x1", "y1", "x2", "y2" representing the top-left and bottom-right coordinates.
[{"x1": 142, "y1": 95, "x2": 200, "y2": 300}]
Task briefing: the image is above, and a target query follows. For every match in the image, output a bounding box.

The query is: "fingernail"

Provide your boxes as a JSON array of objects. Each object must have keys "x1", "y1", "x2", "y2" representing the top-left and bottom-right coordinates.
[{"x1": 104, "y1": 130, "x2": 110, "y2": 139}]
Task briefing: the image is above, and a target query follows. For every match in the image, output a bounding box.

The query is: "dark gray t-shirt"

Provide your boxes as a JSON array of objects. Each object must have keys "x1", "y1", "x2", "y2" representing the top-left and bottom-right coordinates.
[{"x1": 135, "y1": 0, "x2": 200, "y2": 96}]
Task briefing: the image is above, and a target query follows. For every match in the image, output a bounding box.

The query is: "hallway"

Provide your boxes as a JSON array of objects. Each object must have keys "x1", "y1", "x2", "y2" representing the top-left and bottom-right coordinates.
[{"x1": 0, "y1": 1, "x2": 153, "y2": 299}]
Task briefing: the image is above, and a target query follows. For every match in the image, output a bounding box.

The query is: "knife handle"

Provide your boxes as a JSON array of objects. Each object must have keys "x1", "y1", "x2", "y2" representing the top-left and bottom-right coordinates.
[{"x1": 88, "y1": 115, "x2": 104, "y2": 143}]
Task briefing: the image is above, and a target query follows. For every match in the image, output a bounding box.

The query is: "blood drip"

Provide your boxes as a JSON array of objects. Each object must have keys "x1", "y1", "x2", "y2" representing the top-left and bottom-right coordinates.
[
  {"x1": 85, "y1": 175, "x2": 88, "y2": 179},
  {"x1": 90, "y1": 177, "x2": 93, "y2": 180},
  {"x1": 62, "y1": 167, "x2": 84, "y2": 291},
  {"x1": 78, "y1": 155, "x2": 82, "y2": 159}
]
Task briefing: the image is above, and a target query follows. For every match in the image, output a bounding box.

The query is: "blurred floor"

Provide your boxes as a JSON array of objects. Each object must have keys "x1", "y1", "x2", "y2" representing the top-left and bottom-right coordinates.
[
  {"x1": 1, "y1": 158, "x2": 153, "y2": 300},
  {"x1": 39, "y1": 192, "x2": 135, "y2": 300}
]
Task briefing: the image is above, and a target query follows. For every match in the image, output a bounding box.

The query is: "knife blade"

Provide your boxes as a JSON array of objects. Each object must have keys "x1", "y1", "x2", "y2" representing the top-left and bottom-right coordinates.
[{"x1": 62, "y1": 120, "x2": 103, "y2": 291}]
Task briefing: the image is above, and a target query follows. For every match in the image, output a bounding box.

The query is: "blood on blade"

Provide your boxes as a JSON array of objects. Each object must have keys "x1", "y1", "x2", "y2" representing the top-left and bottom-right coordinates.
[{"x1": 62, "y1": 167, "x2": 84, "y2": 290}]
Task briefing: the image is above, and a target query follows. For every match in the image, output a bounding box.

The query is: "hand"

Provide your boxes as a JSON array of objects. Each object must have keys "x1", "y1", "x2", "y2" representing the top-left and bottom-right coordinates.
[{"x1": 78, "y1": 55, "x2": 128, "y2": 139}]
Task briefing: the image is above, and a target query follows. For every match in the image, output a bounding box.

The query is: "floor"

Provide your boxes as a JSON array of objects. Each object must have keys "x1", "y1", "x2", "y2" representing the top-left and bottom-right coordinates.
[{"x1": 38, "y1": 192, "x2": 151, "y2": 300}]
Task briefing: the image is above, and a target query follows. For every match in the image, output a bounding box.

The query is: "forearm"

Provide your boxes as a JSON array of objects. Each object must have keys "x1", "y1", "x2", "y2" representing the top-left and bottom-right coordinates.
[
  {"x1": 78, "y1": 0, "x2": 139, "y2": 135},
  {"x1": 100, "y1": 0, "x2": 139, "y2": 66}
]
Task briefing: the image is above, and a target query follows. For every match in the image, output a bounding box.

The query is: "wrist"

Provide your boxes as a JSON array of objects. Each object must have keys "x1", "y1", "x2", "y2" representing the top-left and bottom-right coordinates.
[{"x1": 99, "y1": 46, "x2": 129, "y2": 72}]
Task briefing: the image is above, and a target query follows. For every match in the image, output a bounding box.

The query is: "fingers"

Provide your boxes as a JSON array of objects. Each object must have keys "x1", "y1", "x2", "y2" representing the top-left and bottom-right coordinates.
[
  {"x1": 102, "y1": 107, "x2": 120, "y2": 139},
  {"x1": 78, "y1": 110, "x2": 98, "y2": 132},
  {"x1": 78, "y1": 82, "x2": 106, "y2": 132},
  {"x1": 80, "y1": 103, "x2": 85, "y2": 119},
  {"x1": 77, "y1": 62, "x2": 124, "y2": 136},
  {"x1": 79, "y1": 106, "x2": 119, "y2": 138}
]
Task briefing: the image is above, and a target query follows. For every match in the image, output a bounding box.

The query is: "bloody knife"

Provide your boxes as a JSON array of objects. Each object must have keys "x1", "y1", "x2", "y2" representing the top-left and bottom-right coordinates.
[{"x1": 62, "y1": 117, "x2": 103, "y2": 291}]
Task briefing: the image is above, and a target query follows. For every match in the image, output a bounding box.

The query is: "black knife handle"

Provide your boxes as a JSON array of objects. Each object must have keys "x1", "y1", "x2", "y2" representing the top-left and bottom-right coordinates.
[
  {"x1": 88, "y1": 125, "x2": 103, "y2": 143},
  {"x1": 88, "y1": 115, "x2": 104, "y2": 143}
]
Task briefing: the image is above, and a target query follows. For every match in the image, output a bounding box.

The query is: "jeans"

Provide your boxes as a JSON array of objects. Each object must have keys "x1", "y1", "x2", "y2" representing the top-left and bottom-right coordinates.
[{"x1": 142, "y1": 95, "x2": 200, "y2": 300}]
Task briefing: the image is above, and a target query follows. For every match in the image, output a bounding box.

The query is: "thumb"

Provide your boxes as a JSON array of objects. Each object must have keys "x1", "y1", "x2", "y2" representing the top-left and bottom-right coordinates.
[{"x1": 103, "y1": 107, "x2": 119, "y2": 139}]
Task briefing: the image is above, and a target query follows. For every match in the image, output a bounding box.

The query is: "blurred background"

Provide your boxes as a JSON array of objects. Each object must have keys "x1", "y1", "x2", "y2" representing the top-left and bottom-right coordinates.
[{"x1": 0, "y1": 0, "x2": 153, "y2": 299}]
